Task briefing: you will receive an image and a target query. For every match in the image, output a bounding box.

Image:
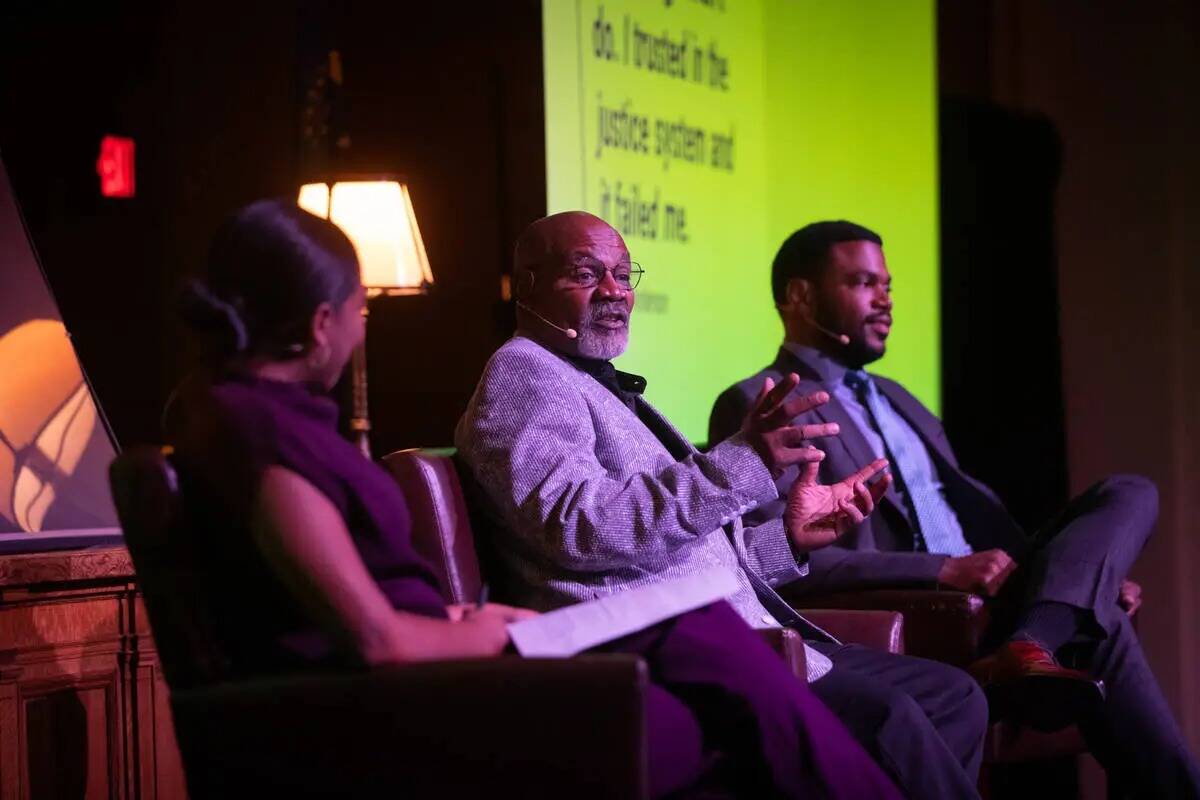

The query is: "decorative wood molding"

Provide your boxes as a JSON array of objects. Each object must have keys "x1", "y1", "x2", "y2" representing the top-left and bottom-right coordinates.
[{"x1": 0, "y1": 548, "x2": 135, "y2": 589}]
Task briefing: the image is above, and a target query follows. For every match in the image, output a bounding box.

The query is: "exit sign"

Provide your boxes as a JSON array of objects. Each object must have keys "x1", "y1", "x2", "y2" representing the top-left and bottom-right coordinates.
[{"x1": 96, "y1": 136, "x2": 135, "y2": 198}]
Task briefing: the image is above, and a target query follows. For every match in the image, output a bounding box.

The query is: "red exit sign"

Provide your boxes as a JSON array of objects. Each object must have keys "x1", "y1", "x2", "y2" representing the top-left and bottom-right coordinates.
[{"x1": 96, "y1": 136, "x2": 135, "y2": 198}]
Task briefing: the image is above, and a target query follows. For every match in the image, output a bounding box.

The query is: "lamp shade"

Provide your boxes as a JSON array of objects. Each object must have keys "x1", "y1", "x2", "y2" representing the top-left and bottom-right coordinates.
[{"x1": 298, "y1": 179, "x2": 433, "y2": 293}]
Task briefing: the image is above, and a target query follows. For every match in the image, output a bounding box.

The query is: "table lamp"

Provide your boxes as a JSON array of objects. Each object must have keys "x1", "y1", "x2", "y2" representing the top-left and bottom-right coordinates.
[{"x1": 298, "y1": 178, "x2": 433, "y2": 457}]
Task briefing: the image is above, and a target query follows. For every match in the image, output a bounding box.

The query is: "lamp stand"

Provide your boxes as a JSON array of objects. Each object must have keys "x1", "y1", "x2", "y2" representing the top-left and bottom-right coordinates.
[{"x1": 349, "y1": 300, "x2": 372, "y2": 459}]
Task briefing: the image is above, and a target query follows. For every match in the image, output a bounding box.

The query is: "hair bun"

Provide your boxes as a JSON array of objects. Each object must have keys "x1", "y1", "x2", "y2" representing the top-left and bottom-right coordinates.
[{"x1": 178, "y1": 279, "x2": 249, "y2": 356}]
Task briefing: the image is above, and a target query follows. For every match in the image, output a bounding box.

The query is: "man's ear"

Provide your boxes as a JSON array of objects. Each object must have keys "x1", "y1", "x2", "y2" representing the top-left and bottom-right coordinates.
[
  {"x1": 784, "y1": 278, "x2": 814, "y2": 314},
  {"x1": 518, "y1": 269, "x2": 539, "y2": 301}
]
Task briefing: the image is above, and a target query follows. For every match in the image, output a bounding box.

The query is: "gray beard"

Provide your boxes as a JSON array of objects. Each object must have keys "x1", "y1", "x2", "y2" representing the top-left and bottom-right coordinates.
[
  {"x1": 575, "y1": 302, "x2": 630, "y2": 359},
  {"x1": 576, "y1": 299, "x2": 633, "y2": 359},
  {"x1": 576, "y1": 326, "x2": 628, "y2": 360}
]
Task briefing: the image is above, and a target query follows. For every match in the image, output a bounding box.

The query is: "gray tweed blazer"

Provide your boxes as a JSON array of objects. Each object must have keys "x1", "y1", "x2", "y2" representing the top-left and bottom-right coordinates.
[{"x1": 455, "y1": 336, "x2": 833, "y2": 679}]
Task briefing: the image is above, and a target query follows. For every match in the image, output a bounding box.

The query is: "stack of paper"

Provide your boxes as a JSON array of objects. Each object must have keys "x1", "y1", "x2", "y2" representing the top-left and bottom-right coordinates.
[{"x1": 507, "y1": 566, "x2": 740, "y2": 657}]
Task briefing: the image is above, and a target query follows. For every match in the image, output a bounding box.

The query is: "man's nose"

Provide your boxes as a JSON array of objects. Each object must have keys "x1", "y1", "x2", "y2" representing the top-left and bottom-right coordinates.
[
  {"x1": 874, "y1": 288, "x2": 892, "y2": 309},
  {"x1": 595, "y1": 268, "x2": 626, "y2": 298}
]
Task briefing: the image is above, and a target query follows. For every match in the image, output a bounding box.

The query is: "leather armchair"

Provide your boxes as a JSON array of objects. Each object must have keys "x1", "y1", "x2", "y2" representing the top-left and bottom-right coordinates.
[
  {"x1": 803, "y1": 607, "x2": 906, "y2": 655},
  {"x1": 784, "y1": 586, "x2": 1092, "y2": 776},
  {"x1": 787, "y1": 588, "x2": 986, "y2": 667},
  {"x1": 385, "y1": 446, "x2": 1108, "y2": 793},
  {"x1": 172, "y1": 657, "x2": 650, "y2": 798},
  {"x1": 382, "y1": 448, "x2": 907, "y2": 676},
  {"x1": 111, "y1": 446, "x2": 652, "y2": 798}
]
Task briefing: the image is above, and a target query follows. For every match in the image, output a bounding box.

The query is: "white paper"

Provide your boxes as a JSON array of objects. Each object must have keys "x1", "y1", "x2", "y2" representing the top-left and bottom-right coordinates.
[{"x1": 507, "y1": 566, "x2": 741, "y2": 657}]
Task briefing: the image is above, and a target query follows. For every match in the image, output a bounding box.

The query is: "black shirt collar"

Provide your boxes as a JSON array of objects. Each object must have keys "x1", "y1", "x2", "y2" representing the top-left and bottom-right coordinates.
[
  {"x1": 566, "y1": 356, "x2": 647, "y2": 399},
  {"x1": 564, "y1": 355, "x2": 690, "y2": 458}
]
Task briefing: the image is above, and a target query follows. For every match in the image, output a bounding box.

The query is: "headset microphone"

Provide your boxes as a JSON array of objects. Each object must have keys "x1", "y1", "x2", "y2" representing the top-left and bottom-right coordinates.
[
  {"x1": 779, "y1": 291, "x2": 851, "y2": 346},
  {"x1": 812, "y1": 320, "x2": 851, "y2": 346},
  {"x1": 516, "y1": 302, "x2": 578, "y2": 339}
]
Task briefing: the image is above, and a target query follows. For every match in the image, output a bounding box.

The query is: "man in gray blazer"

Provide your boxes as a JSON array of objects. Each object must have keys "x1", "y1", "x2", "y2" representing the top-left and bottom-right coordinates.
[
  {"x1": 457, "y1": 211, "x2": 990, "y2": 799},
  {"x1": 709, "y1": 220, "x2": 1200, "y2": 797}
]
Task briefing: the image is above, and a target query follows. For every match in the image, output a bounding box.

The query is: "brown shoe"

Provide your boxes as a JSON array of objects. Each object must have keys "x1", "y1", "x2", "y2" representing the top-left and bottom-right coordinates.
[{"x1": 969, "y1": 640, "x2": 1105, "y2": 732}]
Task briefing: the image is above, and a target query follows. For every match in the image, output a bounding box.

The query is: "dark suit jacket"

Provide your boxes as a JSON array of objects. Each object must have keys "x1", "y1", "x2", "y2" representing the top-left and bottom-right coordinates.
[{"x1": 709, "y1": 347, "x2": 1029, "y2": 597}]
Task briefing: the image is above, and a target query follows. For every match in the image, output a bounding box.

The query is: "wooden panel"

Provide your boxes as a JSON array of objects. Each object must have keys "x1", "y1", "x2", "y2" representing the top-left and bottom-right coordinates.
[
  {"x1": 0, "y1": 596, "x2": 122, "y2": 655},
  {"x1": 0, "y1": 548, "x2": 188, "y2": 800},
  {"x1": 131, "y1": 586, "x2": 188, "y2": 799},
  {"x1": 23, "y1": 680, "x2": 117, "y2": 800},
  {"x1": 0, "y1": 678, "x2": 21, "y2": 800},
  {"x1": 135, "y1": 663, "x2": 186, "y2": 800}
]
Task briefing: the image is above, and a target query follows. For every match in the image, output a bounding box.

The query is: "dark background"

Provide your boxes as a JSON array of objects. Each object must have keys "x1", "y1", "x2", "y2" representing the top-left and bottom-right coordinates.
[
  {"x1": 2, "y1": 0, "x2": 1197, "y2": 761},
  {"x1": 0, "y1": 0, "x2": 543, "y2": 452}
]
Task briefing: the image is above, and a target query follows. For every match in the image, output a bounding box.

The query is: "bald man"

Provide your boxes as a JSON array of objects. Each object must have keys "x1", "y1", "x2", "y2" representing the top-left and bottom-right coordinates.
[{"x1": 456, "y1": 211, "x2": 990, "y2": 799}]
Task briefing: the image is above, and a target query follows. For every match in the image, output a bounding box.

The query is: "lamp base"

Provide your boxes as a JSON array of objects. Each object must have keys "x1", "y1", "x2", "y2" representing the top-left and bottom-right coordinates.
[{"x1": 351, "y1": 341, "x2": 371, "y2": 460}]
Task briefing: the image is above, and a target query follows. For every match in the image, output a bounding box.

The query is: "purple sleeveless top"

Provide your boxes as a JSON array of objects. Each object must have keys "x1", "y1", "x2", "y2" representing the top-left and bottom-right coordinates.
[{"x1": 169, "y1": 372, "x2": 447, "y2": 676}]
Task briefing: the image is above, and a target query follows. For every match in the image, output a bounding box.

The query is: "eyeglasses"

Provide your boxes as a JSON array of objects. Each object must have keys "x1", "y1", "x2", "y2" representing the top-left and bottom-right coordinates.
[{"x1": 561, "y1": 261, "x2": 644, "y2": 291}]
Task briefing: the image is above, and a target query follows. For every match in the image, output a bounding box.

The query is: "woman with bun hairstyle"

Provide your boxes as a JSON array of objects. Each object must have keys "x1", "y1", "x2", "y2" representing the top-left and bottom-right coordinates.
[{"x1": 168, "y1": 199, "x2": 901, "y2": 800}]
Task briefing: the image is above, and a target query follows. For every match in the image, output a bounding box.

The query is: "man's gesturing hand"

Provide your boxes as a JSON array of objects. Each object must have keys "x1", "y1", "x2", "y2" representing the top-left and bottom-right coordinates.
[
  {"x1": 741, "y1": 374, "x2": 840, "y2": 477},
  {"x1": 785, "y1": 458, "x2": 892, "y2": 552},
  {"x1": 936, "y1": 549, "x2": 1017, "y2": 596}
]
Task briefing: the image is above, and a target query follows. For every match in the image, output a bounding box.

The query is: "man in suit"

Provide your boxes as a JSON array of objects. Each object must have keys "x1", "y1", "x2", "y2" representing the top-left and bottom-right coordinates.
[
  {"x1": 709, "y1": 220, "x2": 1200, "y2": 796},
  {"x1": 457, "y1": 211, "x2": 991, "y2": 799}
]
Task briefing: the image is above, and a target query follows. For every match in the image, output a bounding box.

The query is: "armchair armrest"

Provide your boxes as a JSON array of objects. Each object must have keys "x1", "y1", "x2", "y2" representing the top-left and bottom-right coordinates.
[
  {"x1": 757, "y1": 626, "x2": 808, "y2": 678},
  {"x1": 171, "y1": 655, "x2": 648, "y2": 799},
  {"x1": 800, "y1": 609, "x2": 905, "y2": 654},
  {"x1": 795, "y1": 590, "x2": 987, "y2": 667}
]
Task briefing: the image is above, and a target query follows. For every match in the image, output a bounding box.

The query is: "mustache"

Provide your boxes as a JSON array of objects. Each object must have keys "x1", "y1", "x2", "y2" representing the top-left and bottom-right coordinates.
[
  {"x1": 865, "y1": 313, "x2": 892, "y2": 325},
  {"x1": 585, "y1": 302, "x2": 629, "y2": 322}
]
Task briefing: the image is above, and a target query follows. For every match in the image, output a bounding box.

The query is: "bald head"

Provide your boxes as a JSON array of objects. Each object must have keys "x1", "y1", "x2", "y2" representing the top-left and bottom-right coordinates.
[
  {"x1": 513, "y1": 211, "x2": 624, "y2": 290},
  {"x1": 512, "y1": 211, "x2": 634, "y2": 359}
]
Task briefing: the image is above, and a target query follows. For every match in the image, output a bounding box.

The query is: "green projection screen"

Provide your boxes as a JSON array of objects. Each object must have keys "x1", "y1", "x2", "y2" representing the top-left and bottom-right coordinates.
[{"x1": 544, "y1": 0, "x2": 940, "y2": 441}]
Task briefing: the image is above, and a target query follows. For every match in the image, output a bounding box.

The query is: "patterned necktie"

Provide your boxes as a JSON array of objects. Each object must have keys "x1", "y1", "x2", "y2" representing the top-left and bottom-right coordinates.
[{"x1": 844, "y1": 370, "x2": 972, "y2": 557}]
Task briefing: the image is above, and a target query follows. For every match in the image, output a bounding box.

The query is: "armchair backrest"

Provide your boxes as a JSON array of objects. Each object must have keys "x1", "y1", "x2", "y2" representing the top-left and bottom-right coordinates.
[
  {"x1": 381, "y1": 448, "x2": 483, "y2": 605},
  {"x1": 108, "y1": 445, "x2": 230, "y2": 689}
]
